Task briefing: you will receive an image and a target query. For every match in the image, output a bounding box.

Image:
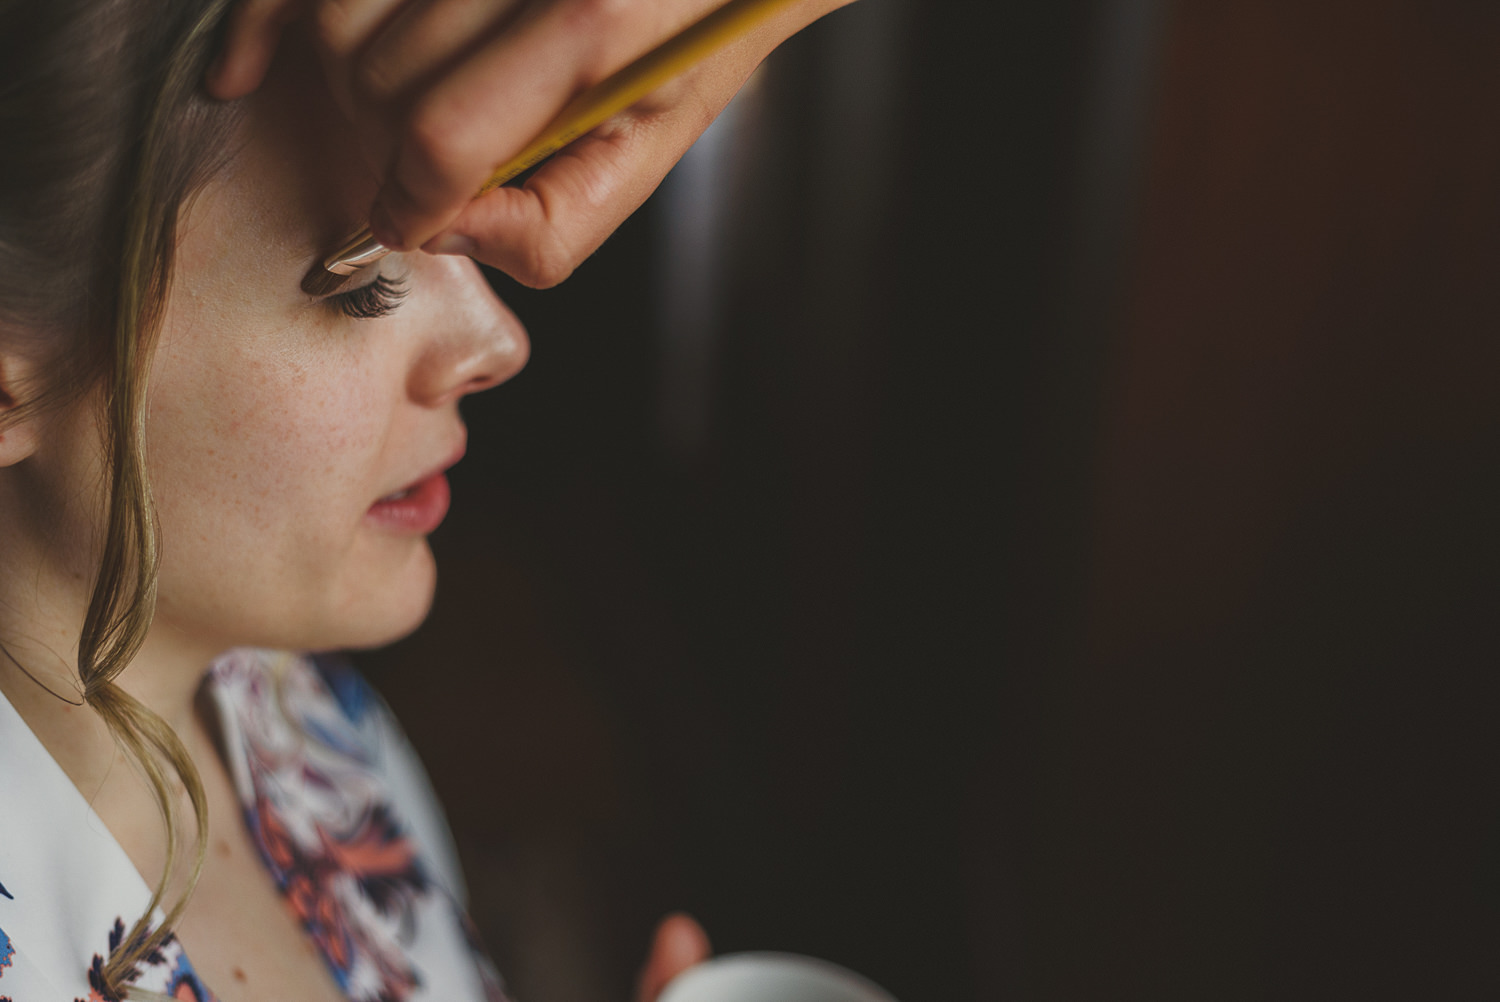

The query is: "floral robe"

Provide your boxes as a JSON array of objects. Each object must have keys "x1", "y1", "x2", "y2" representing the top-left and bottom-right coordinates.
[{"x1": 0, "y1": 649, "x2": 509, "y2": 1002}]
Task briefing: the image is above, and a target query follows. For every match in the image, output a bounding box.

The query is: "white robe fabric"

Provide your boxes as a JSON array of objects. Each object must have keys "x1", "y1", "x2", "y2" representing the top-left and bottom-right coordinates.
[{"x1": 0, "y1": 649, "x2": 508, "y2": 1002}]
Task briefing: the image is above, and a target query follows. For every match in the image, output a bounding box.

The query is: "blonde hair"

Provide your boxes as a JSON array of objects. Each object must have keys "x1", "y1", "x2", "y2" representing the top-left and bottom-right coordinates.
[{"x1": 0, "y1": 0, "x2": 240, "y2": 992}]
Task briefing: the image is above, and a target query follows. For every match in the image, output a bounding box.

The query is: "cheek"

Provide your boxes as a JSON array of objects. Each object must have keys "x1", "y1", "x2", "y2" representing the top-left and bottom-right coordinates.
[{"x1": 148, "y1": 339, "x2": 394, "y2": 557}]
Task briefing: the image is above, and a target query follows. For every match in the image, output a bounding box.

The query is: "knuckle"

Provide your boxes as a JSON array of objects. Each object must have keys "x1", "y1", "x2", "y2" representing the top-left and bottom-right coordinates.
[
  {"x1": 311, "y1": 0, "x2": 360, "y2": 55},
  {"x1": 403, "y1": 96, "x2": 479, "y2": 179}
]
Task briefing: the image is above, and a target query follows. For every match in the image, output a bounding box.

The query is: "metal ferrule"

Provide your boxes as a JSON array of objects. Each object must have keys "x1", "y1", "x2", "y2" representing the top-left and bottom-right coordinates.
[{"x1": 323, "y1": 229, "x2": 390, "y2": 276}]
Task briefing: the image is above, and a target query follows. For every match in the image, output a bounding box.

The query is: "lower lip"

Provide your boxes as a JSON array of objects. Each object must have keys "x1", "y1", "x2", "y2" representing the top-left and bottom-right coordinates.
[{"x1": 365, "y1": 472, "x2": 451, "y2": 534}]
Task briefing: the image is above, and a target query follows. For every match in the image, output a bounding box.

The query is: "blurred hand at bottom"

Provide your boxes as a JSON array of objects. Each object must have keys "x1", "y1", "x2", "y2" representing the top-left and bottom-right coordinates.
[{"x1": 635, "y1": 913, "x2": 711, "y2": 1002}]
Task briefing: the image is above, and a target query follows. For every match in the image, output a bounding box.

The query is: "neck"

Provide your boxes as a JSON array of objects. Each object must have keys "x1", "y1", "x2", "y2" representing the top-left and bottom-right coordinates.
[
  {"x1": 0, "y1": 531, "x2": 226, "y2": 892},
  {"x1": 0, "y1": 406, "x2": 226, "y2": 894},
  {"x1": 0, "y1": 592, "x2": 222, "y2": 783},
  {"x1": 0, "y1": 490, "x2": 221, "y2": 804}
]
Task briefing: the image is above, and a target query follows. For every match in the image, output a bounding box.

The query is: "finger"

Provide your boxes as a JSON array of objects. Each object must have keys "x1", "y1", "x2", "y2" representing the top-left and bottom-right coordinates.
[
  {"x1": 206, "y1": 0, "x2": 310, "y2": 99},
  {"x1": 419, "y1": 47, "x2": 757, "y2": 286},
  {"x1": 423, "y1": 89, "x2": 718, "y2": 286},
  {"x1": 309, "y1": 0, "x2": 413, "y2": 114},
  {"x1": 310, "y1": 0, "x2": 411, "y2": 59},
  {"x1": 354, "y1": 0, "x2": 527, "y2": 108},
  {"x1": 372, "y1": 0, "x2": 726, "y2": 249},
  {"x1": 635, "y1": 913, "x2": 711, "y2": 1002}
]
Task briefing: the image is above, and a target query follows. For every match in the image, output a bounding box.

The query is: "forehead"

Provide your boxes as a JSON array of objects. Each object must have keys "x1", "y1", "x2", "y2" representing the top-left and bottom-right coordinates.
[{"x1": 200, "y1": 41, "x2": 380, "y2": 266}]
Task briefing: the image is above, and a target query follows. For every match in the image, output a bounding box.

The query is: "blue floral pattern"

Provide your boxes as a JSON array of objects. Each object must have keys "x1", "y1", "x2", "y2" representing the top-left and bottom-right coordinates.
[
  {"x1": 0, "y1": 649, "x2": 506, "y2": 1001},
  {"x1": 71, "y1": 918, "x2": 216, "y2": 1002},
  {"x1": 207, "y1": 650, "x2": 510, "y2": 1002}
]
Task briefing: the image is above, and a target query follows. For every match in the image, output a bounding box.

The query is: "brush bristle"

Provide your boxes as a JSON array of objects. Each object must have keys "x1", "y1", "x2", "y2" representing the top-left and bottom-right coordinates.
[{"x1": 301, "y1": 262, "x2": 360, "y2": 297}]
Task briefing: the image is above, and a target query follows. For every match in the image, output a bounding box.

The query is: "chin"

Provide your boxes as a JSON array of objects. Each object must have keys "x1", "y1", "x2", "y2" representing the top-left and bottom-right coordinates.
[
  {"x1": 341, "y1": 597, "x2": 434, "y2": 652},
  {"x1": 162, "y1": 541, "x2": 441, "y2": 657},
  {"x1": 264, "y1": 543, "x2": 439, "y2": 655},
  {"x1": 333, "y1": 546, "x2": 439, "y2": 651}
]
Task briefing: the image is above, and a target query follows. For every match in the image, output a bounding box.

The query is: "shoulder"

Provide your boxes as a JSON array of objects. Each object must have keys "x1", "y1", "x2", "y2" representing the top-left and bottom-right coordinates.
[{"x1": 0, "y1": 689, "x2": 165, "y2": 1000}]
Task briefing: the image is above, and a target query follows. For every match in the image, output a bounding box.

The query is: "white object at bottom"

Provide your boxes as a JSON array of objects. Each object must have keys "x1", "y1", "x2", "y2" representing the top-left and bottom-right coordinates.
[{"x1": 657, "y1": 952, "x2": 898, "y2": 1002}]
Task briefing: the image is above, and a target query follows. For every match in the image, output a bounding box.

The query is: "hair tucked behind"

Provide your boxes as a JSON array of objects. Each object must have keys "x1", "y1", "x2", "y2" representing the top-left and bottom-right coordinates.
[{"x1": 0, "y1": 0, "x2": 240, "y2": 992}]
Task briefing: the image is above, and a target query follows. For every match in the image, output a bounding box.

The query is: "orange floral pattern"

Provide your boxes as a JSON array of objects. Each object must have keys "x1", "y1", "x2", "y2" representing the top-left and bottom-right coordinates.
[{"x1": 216, "y1": 654, "x2": 442, "y2": 1002}]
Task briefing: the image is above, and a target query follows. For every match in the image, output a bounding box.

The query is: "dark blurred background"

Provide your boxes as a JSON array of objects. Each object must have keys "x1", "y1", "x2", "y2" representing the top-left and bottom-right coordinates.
[{"x1": 356, "y1": 1, "x2": 1500, "y2": 998}]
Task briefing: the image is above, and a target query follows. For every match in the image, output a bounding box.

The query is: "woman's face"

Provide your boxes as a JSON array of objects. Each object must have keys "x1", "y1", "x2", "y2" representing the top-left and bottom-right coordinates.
[{"x1": 140, "y1": 47, "x2": 528, "y2": 656}]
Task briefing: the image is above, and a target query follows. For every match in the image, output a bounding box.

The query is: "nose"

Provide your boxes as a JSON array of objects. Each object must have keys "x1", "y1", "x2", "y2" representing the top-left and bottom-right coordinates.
[{"x1": 407, "y1": 254, "x2": 530, "y2": 407}]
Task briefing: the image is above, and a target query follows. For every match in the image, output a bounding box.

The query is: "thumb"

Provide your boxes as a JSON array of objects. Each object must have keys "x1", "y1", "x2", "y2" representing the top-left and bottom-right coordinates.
[{"x1": 635, "y1": 912, "x2": 712, "y2": 1002}]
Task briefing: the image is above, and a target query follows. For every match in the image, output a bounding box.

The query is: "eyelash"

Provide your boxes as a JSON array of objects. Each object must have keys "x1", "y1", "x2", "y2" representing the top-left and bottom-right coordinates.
[{"x1": 333, "y1": 275, "x2": 409, "y2": 320}]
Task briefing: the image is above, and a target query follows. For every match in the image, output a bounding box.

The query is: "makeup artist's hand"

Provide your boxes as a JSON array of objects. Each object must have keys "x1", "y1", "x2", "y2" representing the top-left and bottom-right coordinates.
[
  {"x1": 207, "y1": 0, "x2": 855, "y2": 287},
  {"x1": 636, "y1": 912, "x2": 711, "y2": 1002}
]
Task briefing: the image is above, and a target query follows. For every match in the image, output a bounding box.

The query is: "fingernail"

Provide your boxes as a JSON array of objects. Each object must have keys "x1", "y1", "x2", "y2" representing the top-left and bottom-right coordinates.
[
  {"x1": 369, "y1": 204, "x2": 405, "y2": 251},
  {"x1": 424, "y1": 233, "x2": 477, "y2": 257}
]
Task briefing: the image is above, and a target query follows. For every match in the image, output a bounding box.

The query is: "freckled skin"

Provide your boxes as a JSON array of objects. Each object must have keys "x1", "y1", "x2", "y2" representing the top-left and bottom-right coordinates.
[
  {"x1": 0, "y1": 42, "x2": 527, "y2": 1002},
  {"x1": 144, "y1": 46, "x2": 529, "y2": 658}
]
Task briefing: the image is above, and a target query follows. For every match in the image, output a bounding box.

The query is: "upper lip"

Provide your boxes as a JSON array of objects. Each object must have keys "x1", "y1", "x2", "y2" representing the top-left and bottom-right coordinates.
[{"x1": 379, "y1": 434, "x2": 466, "y2": 500}]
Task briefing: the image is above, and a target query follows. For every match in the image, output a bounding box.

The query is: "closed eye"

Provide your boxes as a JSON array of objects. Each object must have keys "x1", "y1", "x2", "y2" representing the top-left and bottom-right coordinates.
[{"x1": 333, "y1": 274, "x2": 409, "y2": 320}]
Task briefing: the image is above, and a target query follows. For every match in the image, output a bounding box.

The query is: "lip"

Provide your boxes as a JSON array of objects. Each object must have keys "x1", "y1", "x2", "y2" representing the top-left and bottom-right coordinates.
[{"x1": 365, "y1": 440, "x2": 466, "y2": 535}]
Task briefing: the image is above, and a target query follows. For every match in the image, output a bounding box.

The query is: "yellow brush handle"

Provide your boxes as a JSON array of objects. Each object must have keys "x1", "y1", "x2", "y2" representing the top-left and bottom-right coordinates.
[
  {"x1": 317, "y1": 0, "x2": 799, "y2": 279},
  {"x1": 477, "y1": 0, "x2": 801, "y2": 193}
]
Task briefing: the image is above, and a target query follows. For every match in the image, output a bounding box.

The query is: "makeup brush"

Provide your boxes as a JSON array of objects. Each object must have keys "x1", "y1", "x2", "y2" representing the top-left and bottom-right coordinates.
[{"x1": 303, "y1": 0, "x2": 800, "y2": 297}]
